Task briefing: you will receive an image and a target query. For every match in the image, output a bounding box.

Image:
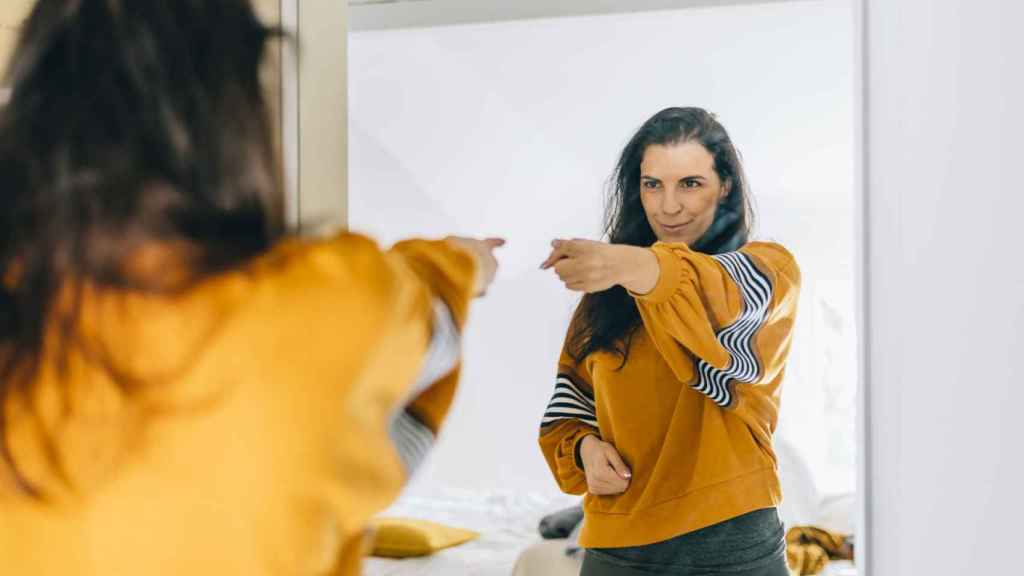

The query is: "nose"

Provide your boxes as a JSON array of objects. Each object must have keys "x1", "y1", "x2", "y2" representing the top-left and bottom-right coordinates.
[{"x1": 660, "y1": 190, "x2": 683, "y2": 216}]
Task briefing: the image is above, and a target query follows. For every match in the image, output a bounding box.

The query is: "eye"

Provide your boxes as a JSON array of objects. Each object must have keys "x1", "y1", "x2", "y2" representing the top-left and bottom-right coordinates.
[
  {"x1": 642, "y1": 180, "x2": 660, "y2": 190},
  {"x1": 682, "y1": 179, "x2": 702, "y2": 189}
]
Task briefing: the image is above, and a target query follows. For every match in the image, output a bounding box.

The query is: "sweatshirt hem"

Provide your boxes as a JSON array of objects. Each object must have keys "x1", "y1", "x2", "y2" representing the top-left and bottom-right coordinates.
[{"x1": 579, "y1": 467, "x2": 781, "y2": 548}]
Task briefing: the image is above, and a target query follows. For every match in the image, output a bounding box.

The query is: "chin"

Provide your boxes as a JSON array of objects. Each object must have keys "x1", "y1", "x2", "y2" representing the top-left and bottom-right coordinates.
[{"x1": 656, "y1": 234, "x2": 694, "y2": 245}]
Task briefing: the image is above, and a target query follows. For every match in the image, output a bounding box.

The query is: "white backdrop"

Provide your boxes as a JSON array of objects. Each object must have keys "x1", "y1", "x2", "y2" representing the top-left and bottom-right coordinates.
[{"x1": 349, "y1": 0, "x2": 856, "y2": 496}]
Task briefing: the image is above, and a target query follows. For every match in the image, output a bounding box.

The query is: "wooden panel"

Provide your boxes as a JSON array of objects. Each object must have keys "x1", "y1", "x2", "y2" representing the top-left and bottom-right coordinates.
[
  {"x1": 252, "y1": 0, "x2": 285, "y2": 196},
  {"x1": 0, "y1": 27, "x2": 17, "y2": 85},
  {"x1": 1, "y1": 0, "x2": 33, "y2": 84},
  {"x1": 296, "y1": 1, "x2": 348, "y2": 232},
  {"x1": 0, "y1": 0, "x2": 32, "y2": 28}
]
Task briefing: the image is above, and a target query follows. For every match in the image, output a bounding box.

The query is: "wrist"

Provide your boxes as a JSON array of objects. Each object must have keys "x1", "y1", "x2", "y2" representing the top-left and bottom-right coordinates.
[
  {"x1": 615, "y1": 245, "x2": 659, "y2": 295},
  {"x1": 609, "y1": 245, "x2": 637, "y2": 285},
  {"x1": 576, "y1": 433, "x2": 598, "y2": 469}
]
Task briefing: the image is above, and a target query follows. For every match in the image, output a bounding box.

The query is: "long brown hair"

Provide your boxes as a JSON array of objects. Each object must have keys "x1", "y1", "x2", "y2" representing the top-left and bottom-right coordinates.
[
  {"x1": 568, "y1": 107, "x2": 755, "y2": 366},
  {"x1": 0, "y1": 0, "x2": 285, "y2": 493}
]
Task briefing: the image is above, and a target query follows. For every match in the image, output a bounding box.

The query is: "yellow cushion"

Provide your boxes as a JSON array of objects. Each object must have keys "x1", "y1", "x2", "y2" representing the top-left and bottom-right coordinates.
[{"x1": 369, "y1": 517, "x2": 480, "y2": 558}]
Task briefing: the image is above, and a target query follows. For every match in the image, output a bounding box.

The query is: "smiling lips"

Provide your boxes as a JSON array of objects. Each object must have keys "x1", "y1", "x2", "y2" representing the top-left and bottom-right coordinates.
[{"x1": 659, "y1": 221, "x2": 691, "y2": 232}]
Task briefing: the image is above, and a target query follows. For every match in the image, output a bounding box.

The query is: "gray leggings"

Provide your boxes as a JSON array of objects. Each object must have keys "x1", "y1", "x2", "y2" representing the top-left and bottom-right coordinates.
[{"x1": 579, "y1": 508, "x2": 789, "y2": 576}]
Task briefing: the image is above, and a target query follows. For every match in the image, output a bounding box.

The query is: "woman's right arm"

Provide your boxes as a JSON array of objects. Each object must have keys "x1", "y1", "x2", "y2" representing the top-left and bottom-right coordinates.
[
  {"x1": 381, "y1": 237, "x2": 500, "y2": 475},
  {"x1": 250, "y1": 233, "x2": 498, "y2": 540}
]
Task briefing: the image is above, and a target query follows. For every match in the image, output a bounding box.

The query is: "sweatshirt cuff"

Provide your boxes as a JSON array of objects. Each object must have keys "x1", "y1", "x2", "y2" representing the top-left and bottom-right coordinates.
[{"x1": 631, "y1": 243, "x2": 686, "y2": 305}]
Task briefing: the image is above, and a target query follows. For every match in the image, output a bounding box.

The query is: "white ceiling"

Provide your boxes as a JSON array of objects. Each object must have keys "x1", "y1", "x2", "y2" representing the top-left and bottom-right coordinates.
[
  {"x1": 350, "y1": 0, "x2": 432, "y2": 5},
  {"x1": 350, "y1": 0, "x2": 433, "y2": 4},
  {"x1": 348, "y1": 0, "x2": 797, "y2": 31}
]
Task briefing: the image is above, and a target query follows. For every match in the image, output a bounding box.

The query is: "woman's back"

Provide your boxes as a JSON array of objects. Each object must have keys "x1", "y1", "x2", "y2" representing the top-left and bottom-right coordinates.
[
  {"x1": 0, "y1": 233, "x2": 476, "y2": 575},
  {"x1": 0, "y1": 2, "x2": 498, "y2": 573}
]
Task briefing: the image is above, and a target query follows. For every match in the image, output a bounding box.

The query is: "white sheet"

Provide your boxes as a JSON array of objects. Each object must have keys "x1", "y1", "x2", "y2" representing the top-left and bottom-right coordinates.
[
  {"x1": 822, "y1": 561, "x2": 857, "y2": 576},
  {"x1": 363, "y1": 487, "x2": 579, "y2": 576},
  {"x1": 363, "y1": 486, "x2": 858, "y2": 576}
]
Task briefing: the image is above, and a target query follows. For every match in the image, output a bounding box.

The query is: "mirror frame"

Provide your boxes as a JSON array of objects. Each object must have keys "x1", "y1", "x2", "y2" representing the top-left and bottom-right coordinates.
[{"x1": 342, "y1": 0, "x2": 872, "y2": 570}]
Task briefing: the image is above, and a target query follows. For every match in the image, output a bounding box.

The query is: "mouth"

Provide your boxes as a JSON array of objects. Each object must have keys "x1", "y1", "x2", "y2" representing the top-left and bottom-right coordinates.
[{"x1": 658, "y1": 221, "x2": 692, "y2": 233}]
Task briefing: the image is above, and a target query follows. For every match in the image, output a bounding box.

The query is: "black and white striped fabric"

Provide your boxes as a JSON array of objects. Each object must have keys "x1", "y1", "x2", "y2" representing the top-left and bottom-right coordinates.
[
  {"x1": 693, "y1": 251, "x2": 773, "y2": 407},
  {"x1": 389, "y1": 298, "x2": 460, "y2": 474},
  {"x1": 541, "y1": 372, "x2": 598, "y2": 429},
  {"x1": 390, "y1": 409, "x2": 435, "y2": 474},
  {"x1": 408, "y1": 299, "x2": 461, "y2": 397}
]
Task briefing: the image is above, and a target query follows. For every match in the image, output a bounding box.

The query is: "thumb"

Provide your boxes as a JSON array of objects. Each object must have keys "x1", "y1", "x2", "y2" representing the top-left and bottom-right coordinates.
[
  {"x1": 603, "y1": 445, "x2": 632, "y2": 479},
  {"x1": 484, "y1": 238, "x2": 506, "y2": 249}
]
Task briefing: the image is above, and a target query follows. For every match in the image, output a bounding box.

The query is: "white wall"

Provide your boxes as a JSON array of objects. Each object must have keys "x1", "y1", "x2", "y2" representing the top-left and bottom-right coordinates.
[
  {"x1": 865, "y1": 0, "x2": 1024, "y2": 574},
  {"x1": 349, "y1": 0, "x2": 856, "y2": 496}
]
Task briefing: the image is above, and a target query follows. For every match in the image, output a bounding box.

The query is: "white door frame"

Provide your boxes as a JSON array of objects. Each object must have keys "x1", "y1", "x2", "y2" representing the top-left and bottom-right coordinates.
[{"x1": 280, "y1": 0, "x2": 348, "y2": 234}]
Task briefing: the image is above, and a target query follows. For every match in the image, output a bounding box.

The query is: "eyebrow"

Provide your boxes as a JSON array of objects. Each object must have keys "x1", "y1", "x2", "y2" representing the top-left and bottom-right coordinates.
[{"x1": 640, "y1": 175, "x2": 707, "y2": 181}]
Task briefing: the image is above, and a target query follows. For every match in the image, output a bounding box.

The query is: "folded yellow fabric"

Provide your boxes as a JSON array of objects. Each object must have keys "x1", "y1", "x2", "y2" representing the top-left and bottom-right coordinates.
[
  {"x1": 369, "y1": 517, "x2": 480, "y2": 558},
  {"x1": 785, "y1": 526, "x2": 853, "y2": 575}
]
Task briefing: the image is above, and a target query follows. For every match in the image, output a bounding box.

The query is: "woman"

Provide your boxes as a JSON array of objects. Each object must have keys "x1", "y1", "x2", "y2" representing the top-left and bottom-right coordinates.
[
  {"x1": 539, "y1": 107, "x2": 800, "y2": 576},
  {"x1": 0, "y1": 1, "x2": 501, "y2": 574}
]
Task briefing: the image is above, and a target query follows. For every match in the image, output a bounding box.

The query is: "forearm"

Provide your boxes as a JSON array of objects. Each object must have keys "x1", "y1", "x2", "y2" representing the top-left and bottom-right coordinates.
[
  {"x1": 389, "y1": 239, "x2": 479, "y2": 325},
  {"x1": 614, "y1": 245, "x2": 661, "y2": 295}
]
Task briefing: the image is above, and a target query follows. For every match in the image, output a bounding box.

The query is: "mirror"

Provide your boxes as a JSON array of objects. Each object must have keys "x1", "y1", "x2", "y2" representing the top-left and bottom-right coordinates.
[{"x1": 349, "y1": 1, "x2": 860, "y2": 575}]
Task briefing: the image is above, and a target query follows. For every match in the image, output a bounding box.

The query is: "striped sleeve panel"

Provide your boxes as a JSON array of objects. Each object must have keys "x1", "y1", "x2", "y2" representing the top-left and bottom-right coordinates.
[
  {"x1": 389, "y1": 409, "x2": 435, "y2": 475},
  {"x1": 693, "y1": 251, "x2": 774, "y2": 408},
  {"x1": 389, "y1": 298, "x2": 460, "y2": 474},
  {"x1": 541, "y1": 371, "x2": 597, "y2": 430}
]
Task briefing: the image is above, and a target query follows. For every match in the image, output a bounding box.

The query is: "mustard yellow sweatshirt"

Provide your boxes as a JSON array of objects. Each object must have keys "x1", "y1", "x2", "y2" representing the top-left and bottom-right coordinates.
[
  {"x1": 539, "y1": 241, "x2": 800, "y2": 548},
  {"x1": 0, "y1": 233, "x2": 477, "y2": 575}
]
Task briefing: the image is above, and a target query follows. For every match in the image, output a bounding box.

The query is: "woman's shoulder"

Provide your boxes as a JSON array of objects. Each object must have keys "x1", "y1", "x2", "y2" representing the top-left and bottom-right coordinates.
[
  {"x1": 259, "y1": 232, "x2": 384, "y2": 270},
  {"x1": 738, "y1": 241, "x2": 801, "y2": 284},
  {"x1": 252, "y1": 232, "x2": 400, "y2": 288},
  {"x1": 235, "y1": 232, "x2": 407, "y2": 321}
]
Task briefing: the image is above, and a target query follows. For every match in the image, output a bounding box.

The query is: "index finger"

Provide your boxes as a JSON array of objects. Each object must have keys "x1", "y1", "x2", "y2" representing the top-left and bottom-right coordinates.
[{"x1": 540, "y1": 244, "x2": 571, "y2": 270}]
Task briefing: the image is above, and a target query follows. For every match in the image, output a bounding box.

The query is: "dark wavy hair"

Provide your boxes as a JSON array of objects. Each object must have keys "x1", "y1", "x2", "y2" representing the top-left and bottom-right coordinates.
[
  {"x1": 568, "y1": 107, "x2": 755, "y2": 366},
  {"x1": 0, "y1": 0, "x2": 284, "y2": 493}
]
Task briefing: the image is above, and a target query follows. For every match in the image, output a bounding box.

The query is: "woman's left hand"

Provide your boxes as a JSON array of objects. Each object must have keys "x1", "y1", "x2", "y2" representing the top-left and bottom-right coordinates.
[{"x1": 540, "y1": 239, "x2": 659, "y2": 294}]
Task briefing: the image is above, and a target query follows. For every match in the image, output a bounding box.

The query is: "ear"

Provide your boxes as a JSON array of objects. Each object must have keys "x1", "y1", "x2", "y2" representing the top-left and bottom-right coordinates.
[{"x1": 719, "y1": 179, "x2": 732, "y2": 203}]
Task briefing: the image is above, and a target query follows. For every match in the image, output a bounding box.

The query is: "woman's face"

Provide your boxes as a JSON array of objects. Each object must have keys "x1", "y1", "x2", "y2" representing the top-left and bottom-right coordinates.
[{"x1": 639, "y1": 141, "x2": 729, "y2": 245}]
